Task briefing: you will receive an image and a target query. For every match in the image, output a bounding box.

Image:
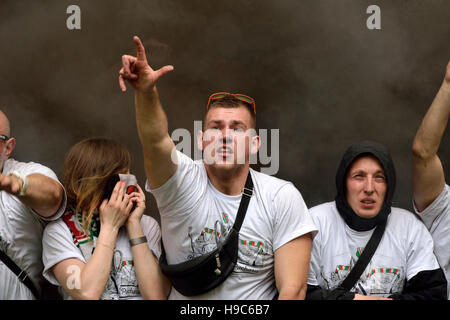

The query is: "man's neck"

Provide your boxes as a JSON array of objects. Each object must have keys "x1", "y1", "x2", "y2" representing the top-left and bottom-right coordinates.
[{"x1": 204, "y1": 164, "x2": 250, "y2": 196}]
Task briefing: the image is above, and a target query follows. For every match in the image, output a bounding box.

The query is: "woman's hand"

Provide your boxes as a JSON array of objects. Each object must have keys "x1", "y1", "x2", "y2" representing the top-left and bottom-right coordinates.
[
  {"x1": 99, "y1": 181, "x2": 133, "y2": 233},
  {"x1": 126, "y1": 184, "x2": 146, "y2": 231}
]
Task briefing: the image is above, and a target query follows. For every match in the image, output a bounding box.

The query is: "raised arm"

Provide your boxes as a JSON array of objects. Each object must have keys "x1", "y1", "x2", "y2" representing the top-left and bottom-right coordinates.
[
  {"x1": 119, "y1": 36, "x2": 176, "y2": 189},
  {"x1": 412, "y1": 61, "x2": 450, "y2": 212}
]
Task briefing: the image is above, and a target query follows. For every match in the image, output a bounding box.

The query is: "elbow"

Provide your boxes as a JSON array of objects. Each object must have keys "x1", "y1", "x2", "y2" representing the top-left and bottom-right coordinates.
[
  {"x1": 51, "y1": 185, "x2": 64, "y2": 211},
  {"x1": 412, "y1": 140, "x2": 431, "y2": 162},
  {"x1": 40, "y1": 185, "x2": 65, "y2": 218},
  {"x1": 68, "y1": 288, "x2": 102, "y2": 300},
  {"x1": 278, "y1": 284, "x2": 307, "y2": 300}
]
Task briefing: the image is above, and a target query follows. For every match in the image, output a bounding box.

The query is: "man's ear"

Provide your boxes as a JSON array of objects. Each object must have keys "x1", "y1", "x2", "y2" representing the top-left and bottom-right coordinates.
[
  {"x1": 4, "y1": 137, "x2": 15, "y2": 160},
  {"x1": 249, "y1": 131, "x2": 260, "y2": 155},
  {"x1": 196, "y1": 130, "x2": 204, "y2": 151}
]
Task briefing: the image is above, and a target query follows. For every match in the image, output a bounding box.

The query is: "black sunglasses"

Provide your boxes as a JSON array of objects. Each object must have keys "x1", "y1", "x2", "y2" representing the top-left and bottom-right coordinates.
[{"x1": 0, "y1": 134, "x2": 9, "y2": 142}]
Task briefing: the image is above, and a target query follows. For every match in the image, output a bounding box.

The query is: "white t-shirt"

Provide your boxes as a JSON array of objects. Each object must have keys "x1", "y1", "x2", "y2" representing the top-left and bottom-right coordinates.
[
  {"x1": 414, "y1": 184, "x2": 450, "y2": 299},
  {"x1": 308, "y1": 201, "x2": 440, "y2": 298},
  {"x1": 147, "y1": 151, "x2": 317, "y2": 300},
  {"x1": 0, "y1": 158, "x2": 66, "y2": 300},
  {"x1": 42, "y1": 215, "x2": 162, "y2": 300}
]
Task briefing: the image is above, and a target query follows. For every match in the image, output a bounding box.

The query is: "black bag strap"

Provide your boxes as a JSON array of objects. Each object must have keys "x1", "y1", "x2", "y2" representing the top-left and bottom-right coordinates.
[
  {"x1": 0, "y1": 249, "x2": 40, "y2": 299},
  {"x1": 232, "y1": 172, "x2": 253, "y2": 232},
  {"x1": 339, "y1": 218, "x2": 387, "y2": 291}
]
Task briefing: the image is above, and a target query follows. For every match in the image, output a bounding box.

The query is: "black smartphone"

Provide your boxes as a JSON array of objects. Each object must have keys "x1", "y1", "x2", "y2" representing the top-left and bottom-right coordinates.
[{"x1": 103, "y1": 173, "x2": 138, "y2": 200}]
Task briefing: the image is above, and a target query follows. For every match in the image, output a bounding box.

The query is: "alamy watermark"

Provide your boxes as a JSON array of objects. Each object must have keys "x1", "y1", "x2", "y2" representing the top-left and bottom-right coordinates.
[{"x1": 171, "y1": 121, "x2": 280, "y2": 176}]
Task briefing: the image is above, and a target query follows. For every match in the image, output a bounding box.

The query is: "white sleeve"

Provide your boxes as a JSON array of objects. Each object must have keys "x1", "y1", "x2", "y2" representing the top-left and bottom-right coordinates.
[
  {"x1": 42, "y1": 220, "x2": 86, "y2": 286},
  {"x1": 141, "y1": 215, "x2": 162, "y2": 259},
  {"x1": 145, "y1": 150, "x2": 208, "y2": 218},
  {"x1": 414, "y1": 184, "x2": 450, "y2": 276},
  {"x1": 272, "y1": 183, "x2": 318, "y2": 251},
  {"x1": 405, "y1": 217, "x2": 440, "y2": 281},
  {"x1": 307, "y1": 222, "x2": 322, "y2": 286}
]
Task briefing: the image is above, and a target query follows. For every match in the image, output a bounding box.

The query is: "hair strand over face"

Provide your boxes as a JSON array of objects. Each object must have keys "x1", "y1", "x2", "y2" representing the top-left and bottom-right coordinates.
[{"x1": 62, "y1": 138, "x2": 131, "y2": 233}]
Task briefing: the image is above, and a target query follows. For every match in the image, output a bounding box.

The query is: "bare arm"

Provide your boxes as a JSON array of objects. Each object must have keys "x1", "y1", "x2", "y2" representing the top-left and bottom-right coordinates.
[
  {"x1": 0, "y1": 173, "x2": 64, "y2": 218},
  {"x1": 274, "y1": 233, "x2": 312, "y2": 300},
  {"x1": 126, "y1": 185, "x2": 171, "y2": 299},
  {"x1": 119, "y1": 36, "x2": 177, "y2": 189},
  {"x1": 412, "y1": 61, "x2": 450, "y2": 212}
]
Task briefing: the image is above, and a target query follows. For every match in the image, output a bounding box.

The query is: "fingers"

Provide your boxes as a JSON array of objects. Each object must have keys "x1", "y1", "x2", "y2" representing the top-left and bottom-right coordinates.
[
  {"x1": 121, "y1": 55, "x2": 132, "y2": 75},
  {"x1": 155, "y1": 65, "x2": 174, "y2": 81},
  {"x1": 135, "y1": 184, "x2": 145, "y2": 196},
  {"x1": 110, "y1": 181, "x2": 125, "y2": 202},
  {"x1": 0, "y1": 175, "x2": 22, "y2": 195},
  {"x1": 99, "y1": 199, "x2": 108, "y2": 212},
  {"x1": 133, "y1": 35, "x2": 147, "y2": 63},
  {"x1": 119, "y1": 55, "x2": 139, "y2": 92},
  {"x1": 119, "y1": 73, "x2": 127, "y2": 92},
  {"x1": 126, "y1": 197, "x2": 135, "y2": 213}
]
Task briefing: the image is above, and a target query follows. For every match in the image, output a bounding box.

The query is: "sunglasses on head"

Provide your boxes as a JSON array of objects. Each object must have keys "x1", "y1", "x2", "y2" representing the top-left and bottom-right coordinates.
[
  {"x1": 206, "y1": 92, "x2": 256, "y2": 116},
  {"x1": 0, "y1": 134, "x2": 9, "y2": 142}
]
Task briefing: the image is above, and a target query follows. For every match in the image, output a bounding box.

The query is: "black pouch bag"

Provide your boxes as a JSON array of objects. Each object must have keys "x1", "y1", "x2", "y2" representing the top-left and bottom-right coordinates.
[{"x1": 159, "y1": 173, "x2": 253, "y2": 296}]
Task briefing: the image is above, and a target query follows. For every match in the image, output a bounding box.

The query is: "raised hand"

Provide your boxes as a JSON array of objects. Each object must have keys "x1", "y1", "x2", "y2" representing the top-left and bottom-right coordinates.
[{"x1": 119, "y1": 36, "x2": 174, "y2": 93}]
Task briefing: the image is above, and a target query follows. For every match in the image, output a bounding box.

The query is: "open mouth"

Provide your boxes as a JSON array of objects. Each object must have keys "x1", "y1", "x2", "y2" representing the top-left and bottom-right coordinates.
[
  {"x1": 217, "y1": 146, "x2": 233, "y2": 156},
  {"x1": 360, "y1": 198, "x2": 376, "y2": 209}
]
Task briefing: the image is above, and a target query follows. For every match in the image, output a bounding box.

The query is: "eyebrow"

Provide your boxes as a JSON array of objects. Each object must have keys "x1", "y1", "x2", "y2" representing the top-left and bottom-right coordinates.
[
  {"x1": 206, "y1": 120, "x2": 247, "y2": 127},
  {"x1": 349, "y1": 169, "x2": 386, "y2": 175}
]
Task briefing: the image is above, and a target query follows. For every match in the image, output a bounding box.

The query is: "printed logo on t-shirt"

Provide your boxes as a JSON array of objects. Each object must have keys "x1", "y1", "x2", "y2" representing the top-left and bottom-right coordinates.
[
  {"x1": 235, "y1": 238, "x2": 268, "y2": 274},
  {"x1": 186, "y1": 211, "x2": 268, "y2": 274},
  {"x1": 100, "y1": 249, "x2": 140, "y2": 300},
  {"x1": 325, "y1": 248, "x2": 405, "y2": 297},
  {"x1": 187, "y1": 212, "x2": 231, "y2": 260}
]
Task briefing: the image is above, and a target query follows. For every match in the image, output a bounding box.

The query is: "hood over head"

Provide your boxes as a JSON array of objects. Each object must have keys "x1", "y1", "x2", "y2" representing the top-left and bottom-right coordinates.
[{"x1": 335, "y1": 140, "x2": 396, "y2": 231}]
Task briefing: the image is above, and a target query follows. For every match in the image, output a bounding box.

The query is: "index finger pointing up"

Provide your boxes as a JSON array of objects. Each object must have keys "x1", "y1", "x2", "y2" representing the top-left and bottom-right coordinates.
[{"x1": 133, "y1": 35, "x2": 147, "y2": 63}]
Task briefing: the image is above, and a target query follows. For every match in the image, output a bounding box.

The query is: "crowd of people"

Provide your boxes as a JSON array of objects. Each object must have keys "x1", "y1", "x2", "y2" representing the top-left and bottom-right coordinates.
[{"x1": 0, "y1": 36, "x2": 448, "y2": 300}]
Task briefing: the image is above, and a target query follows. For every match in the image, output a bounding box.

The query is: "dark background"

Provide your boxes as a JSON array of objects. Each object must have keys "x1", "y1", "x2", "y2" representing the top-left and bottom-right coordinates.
[{"x1": 1, "y1": 0, "x2": 449, "y2": 222}]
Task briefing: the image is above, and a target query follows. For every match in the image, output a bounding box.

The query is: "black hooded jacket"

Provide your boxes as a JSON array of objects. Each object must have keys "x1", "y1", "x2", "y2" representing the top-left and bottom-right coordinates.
[{"x1": 335, "y1": 140, "x2": 396, "y2": 231}]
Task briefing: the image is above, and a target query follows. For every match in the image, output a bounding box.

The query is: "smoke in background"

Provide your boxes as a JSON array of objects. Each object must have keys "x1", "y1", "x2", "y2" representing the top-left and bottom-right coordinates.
[{"x1": 1, "y1": 0, "x2": 449, "y2": 221}]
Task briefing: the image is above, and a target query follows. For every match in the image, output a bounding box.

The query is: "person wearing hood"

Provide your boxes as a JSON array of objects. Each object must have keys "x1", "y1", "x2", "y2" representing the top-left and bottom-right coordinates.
[{"x1": 306, "y1": 141, "x2": 447, "y2": 300}]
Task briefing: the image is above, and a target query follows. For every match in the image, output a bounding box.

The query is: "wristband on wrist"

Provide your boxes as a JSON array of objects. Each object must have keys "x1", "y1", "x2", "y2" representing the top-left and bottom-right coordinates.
[
  {"x1": 129, "y1": 236, "x2": 147, "y2": 247},
  {"x1": 10, "y1": 171, "x2": 28, "y2": 196}
]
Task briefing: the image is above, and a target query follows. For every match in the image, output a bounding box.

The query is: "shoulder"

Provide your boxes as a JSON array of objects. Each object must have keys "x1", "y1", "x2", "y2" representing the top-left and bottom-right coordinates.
[
  {"x1": 309, "y1": 201, "x2": 336, "y2": 218},
  {"x1": 388, "y1": 207, "x2": 431, "y2": 236},
  {"x1": 308, "y1": 201, "x2": 340, "y2": 226},
  {"x1": 141, "y1": 215, "x2": 160, "y2": 231},
  {"x1": 389, "y1": 207, "x2": 421, "y2": 223},
  {"x1": 3, "y1": 158, "x2": 58, "y2": 180},
  {"x1": 43, "y1": 218, "x2": 72, "y2": 241},
  {"x1": 251, "y1": 169, "x2": 301, "y2": 199}
]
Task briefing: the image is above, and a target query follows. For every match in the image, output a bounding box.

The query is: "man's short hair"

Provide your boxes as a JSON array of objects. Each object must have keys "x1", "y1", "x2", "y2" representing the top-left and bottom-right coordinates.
[{"x1": 205, "y1": 95, "x2": 257, "y2": 129}]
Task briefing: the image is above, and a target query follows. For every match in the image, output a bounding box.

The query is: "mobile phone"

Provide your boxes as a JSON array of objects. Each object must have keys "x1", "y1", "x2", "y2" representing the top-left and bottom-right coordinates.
[{"x1": 103, "y1": 173, "x2": 138, "y2": 200}]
